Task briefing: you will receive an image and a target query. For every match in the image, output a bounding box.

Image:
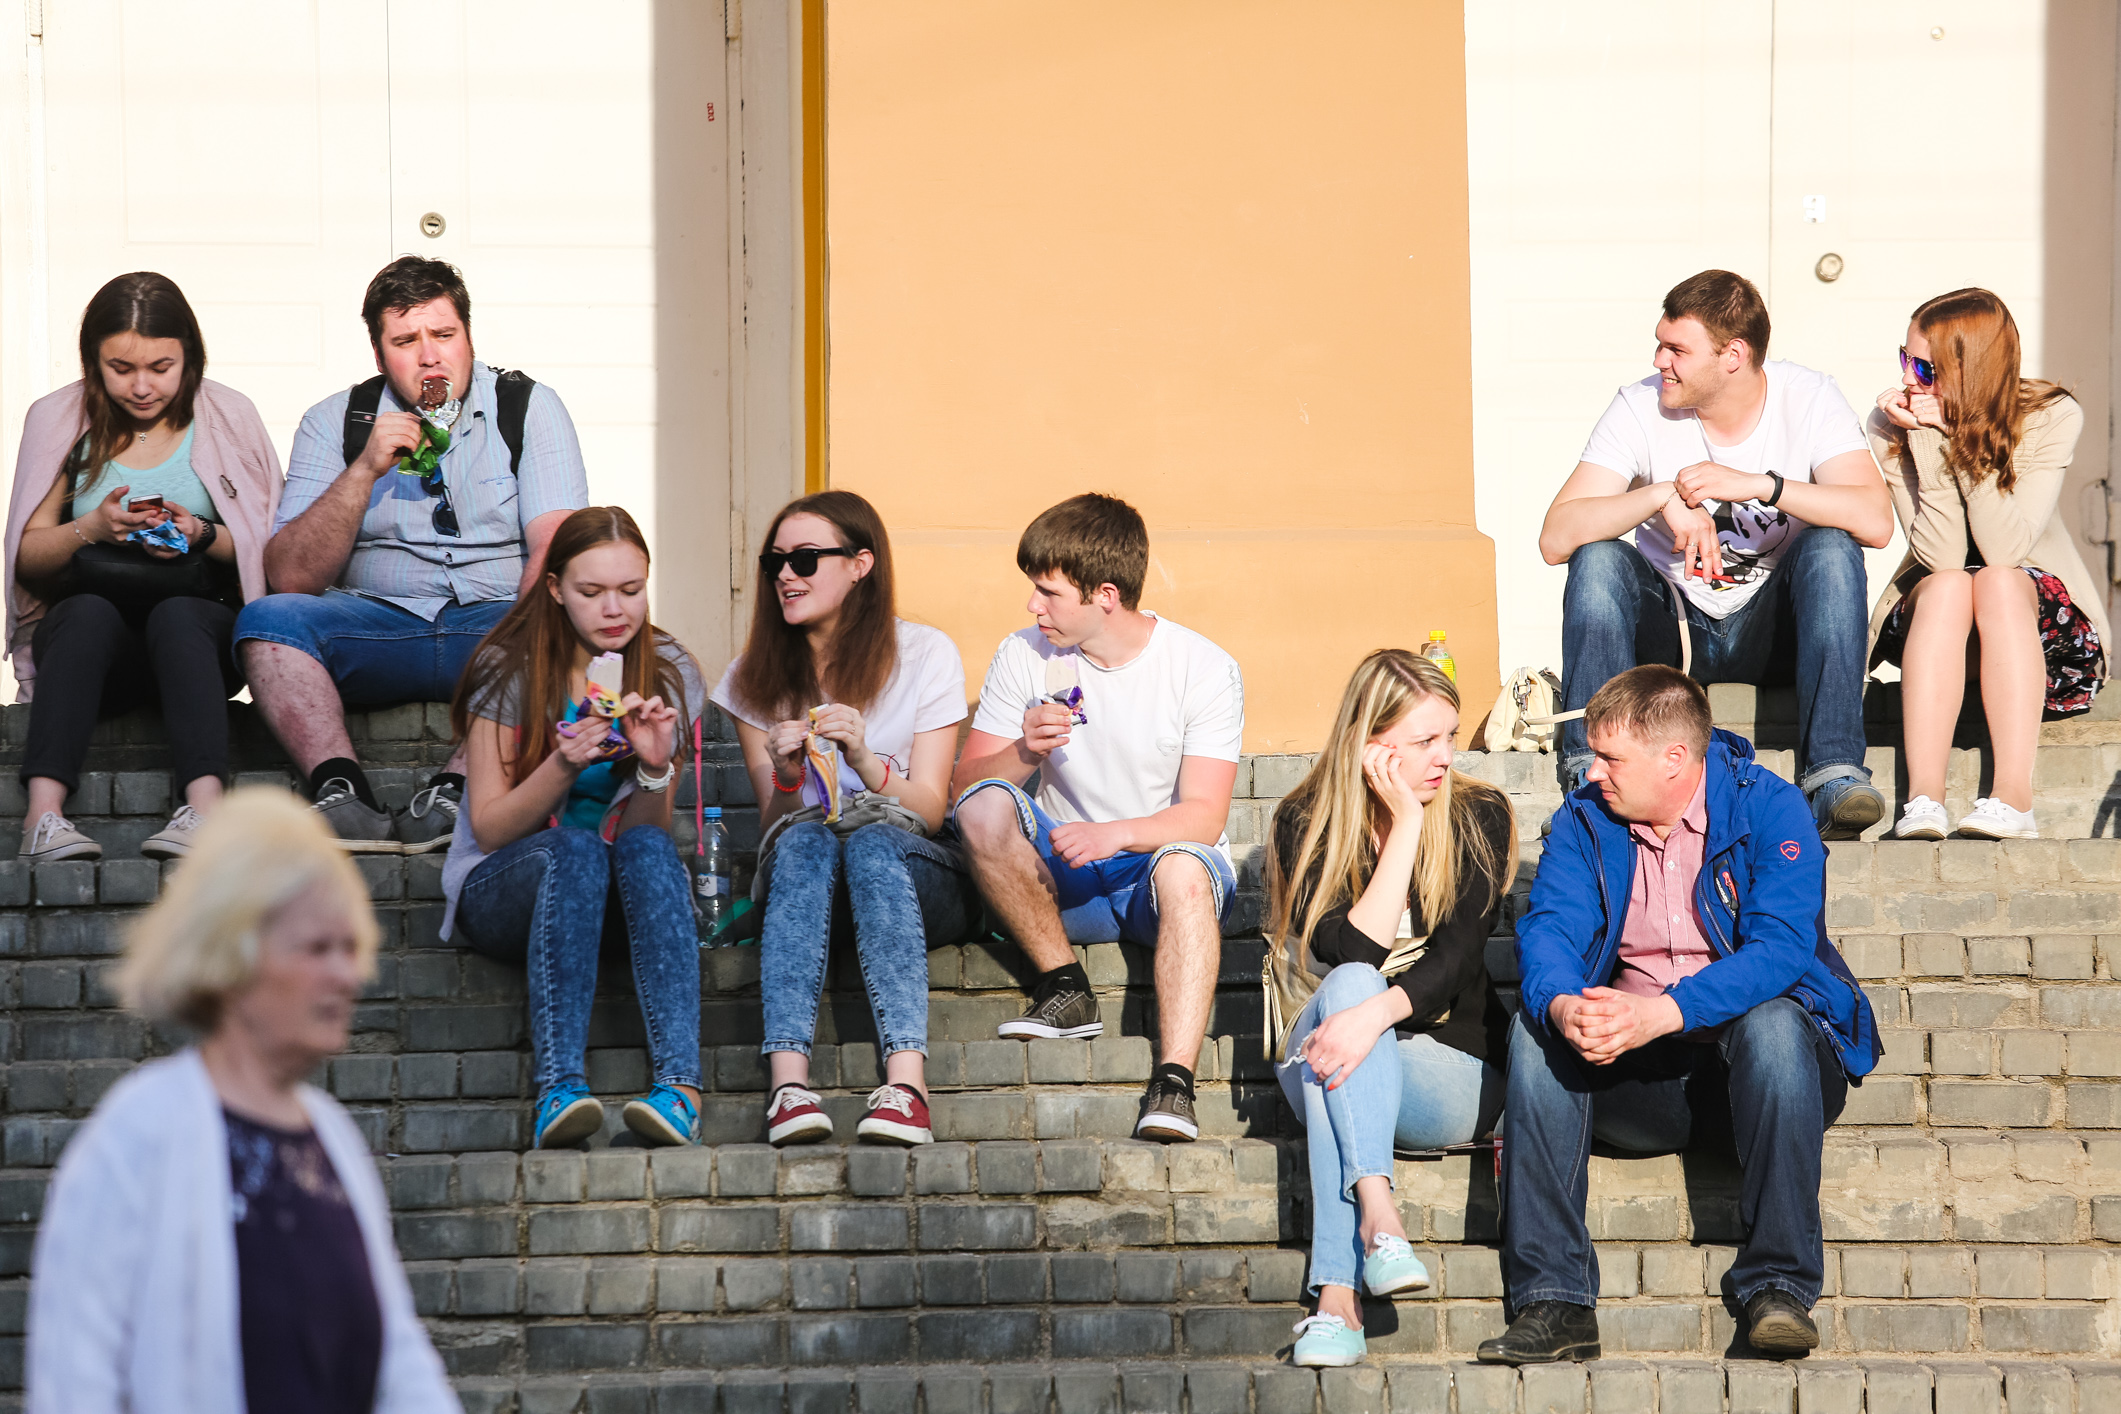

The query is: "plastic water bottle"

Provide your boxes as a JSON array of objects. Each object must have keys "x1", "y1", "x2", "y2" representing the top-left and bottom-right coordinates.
[
  {"x1": 1420, "y1": 629, "x2": 1457, "y2": 682},
  {"x1": 693, "y1": 807, "x2": 732, "y2": 943}
]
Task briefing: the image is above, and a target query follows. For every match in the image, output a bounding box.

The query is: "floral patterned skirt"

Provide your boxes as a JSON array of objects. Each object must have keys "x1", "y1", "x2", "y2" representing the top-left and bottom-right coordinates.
[{"x1": 1877, "y1": 566, "x2": 2104, "y2": 717}]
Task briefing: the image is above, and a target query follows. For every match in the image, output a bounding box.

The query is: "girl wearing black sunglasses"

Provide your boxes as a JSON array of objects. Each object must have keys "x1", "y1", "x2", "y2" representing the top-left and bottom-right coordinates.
[
  {"x1": 710, "y1": 491, "x2": 980, "y2": 1149},
  {"x1": 1868, "y1": 288, "x2": 2105, "y2": 841}
]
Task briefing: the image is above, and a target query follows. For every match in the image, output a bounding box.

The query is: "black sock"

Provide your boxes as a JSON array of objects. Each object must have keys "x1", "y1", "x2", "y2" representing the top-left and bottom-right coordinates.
[
  {"x1": 1034, "y1": 961, "x2": 1091, "y2": 1001},
  {"x1": 1153, "y1": 1061, "x2": 1196, "y2": 1099},
  {"x1": 309, "y1": 758, "x2": 377, "y2": 809},
  {"x1": 427, "y1": 771, "x2": 466, "y2": 795}
]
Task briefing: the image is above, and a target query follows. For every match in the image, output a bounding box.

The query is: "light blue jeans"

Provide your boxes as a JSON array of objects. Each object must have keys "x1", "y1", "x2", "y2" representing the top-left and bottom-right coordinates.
[
  {"x1": 1276, "y1": 962, "x2": 1502, "y2": 1293},
  {"x1": 760, "y1": 821, "x2": 980, "y2": 1058}
]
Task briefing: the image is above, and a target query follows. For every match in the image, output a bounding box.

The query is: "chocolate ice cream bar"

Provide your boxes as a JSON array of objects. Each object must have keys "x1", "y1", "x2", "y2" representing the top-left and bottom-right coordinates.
[{"x1": 419, "y1": 376, "x2": 450, "y2": 411}]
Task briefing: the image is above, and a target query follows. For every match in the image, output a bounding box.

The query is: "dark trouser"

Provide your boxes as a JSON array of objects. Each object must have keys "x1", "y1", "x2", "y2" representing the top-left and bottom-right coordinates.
[
  {"x1": 21, "y1": 594, "x2": 242, "y2": 794},
  {"x1": 1558, "y1": 529, "x2": 1871, "y2": 792},
  {"x1": 1498, "y1": 998, "x2": 1847, "y2": 1310}
]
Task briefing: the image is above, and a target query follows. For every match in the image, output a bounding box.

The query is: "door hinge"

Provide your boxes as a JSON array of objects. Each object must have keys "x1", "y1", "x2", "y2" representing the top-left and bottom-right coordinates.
[
  {"x1": 28, "y1": 0, "x2": 44, "y2": 39},
  {"x1": 725, "y1": 0, "x2": 741, "y2": 42}
]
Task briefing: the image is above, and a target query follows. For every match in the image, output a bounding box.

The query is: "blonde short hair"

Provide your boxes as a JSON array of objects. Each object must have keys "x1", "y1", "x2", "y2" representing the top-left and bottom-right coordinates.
[{"x1": 118, "y1": 787, "x2": 380, "y2": 1030}]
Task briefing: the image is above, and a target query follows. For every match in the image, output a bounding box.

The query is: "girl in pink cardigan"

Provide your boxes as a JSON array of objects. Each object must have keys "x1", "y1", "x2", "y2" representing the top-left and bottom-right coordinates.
[{"x1": 3, "y1": 273, "x2": 281, "y2": 861}]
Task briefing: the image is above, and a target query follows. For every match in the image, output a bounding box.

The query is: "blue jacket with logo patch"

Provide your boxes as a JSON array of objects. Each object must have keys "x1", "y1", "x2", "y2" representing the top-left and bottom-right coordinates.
[{"x1": 1514, "y1": 728, "x2": 1881, "y2": 1080}]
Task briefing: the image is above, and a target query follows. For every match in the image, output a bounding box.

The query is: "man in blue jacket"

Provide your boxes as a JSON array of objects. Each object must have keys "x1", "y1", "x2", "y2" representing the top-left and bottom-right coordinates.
[{"x1": 1478, "y1": 665, "x2": 1879, "y2": 1364}]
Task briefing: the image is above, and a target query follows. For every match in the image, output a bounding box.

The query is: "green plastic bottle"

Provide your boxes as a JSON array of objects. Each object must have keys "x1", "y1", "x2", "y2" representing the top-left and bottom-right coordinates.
[{"x1": 1420, "y1": 630, "x2": 1456, "y2": 682}]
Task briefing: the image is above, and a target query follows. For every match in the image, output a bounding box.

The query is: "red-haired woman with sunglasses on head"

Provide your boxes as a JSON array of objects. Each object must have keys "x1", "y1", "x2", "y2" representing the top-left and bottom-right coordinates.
[{"x1": 1867, "y1": 288, "x2": 2105, "y2": 841}]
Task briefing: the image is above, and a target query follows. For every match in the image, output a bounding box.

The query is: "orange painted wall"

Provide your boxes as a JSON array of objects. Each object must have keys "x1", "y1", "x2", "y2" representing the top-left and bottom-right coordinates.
[{"x1": 822, "y1": 0, "x2": 1493, "y2": 752}]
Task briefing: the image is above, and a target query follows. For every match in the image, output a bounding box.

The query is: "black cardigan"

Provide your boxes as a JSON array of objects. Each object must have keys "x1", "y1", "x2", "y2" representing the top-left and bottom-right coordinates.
[{"x1": 1271, "y1": 791, "x2": 1514, "y2": 1071}]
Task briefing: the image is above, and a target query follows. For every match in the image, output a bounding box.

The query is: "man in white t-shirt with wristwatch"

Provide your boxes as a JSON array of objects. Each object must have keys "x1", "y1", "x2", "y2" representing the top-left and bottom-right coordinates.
[
  {"x1": 1538, "y1": 270, "x2": 1895, "y2": 838},
  {"x1": 952, "y1": 493, "x2": 1245, "y2": 1143}
]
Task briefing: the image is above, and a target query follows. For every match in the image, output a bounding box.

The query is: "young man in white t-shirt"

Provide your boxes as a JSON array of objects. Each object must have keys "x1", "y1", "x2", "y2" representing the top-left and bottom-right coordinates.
[
  {"x1": 952, "y1": 494, "x2": 1245, "y2": 1142},
  {"x1": 1537, "y1": 270, "x2": 1895, "y2": 838}
]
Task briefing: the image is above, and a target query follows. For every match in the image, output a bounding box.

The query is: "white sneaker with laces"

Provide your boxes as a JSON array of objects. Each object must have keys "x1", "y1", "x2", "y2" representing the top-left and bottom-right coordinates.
[
  {"x1": 1956, "y1": 797, "x2": 2038, "y2": 840},
  {"x1": 21, "y1": 811, "x2": 102, "y2": 863},
  {"x1": 141, "y1": 804, "x2": 205, "y2": 860},
  {"x1": 1893, "y1": 796, "x2": 1949, "y2": 841}
]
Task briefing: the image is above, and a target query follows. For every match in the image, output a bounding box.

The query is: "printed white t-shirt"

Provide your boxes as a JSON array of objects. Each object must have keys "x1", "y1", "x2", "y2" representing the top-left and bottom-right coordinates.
[
  {"x1": 969, "y1": 614, "x2": 1246, "y2": 860},
  {"x1": 1579, "y1": 360, "x2": 1871, "y2": 618},
  {"x1": 711, "y1": 619, "x2": 967, "y2": 811}
]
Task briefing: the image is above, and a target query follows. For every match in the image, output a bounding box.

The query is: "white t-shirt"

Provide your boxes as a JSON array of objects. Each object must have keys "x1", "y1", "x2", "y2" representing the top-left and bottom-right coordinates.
[
  {"x1": 710, "y1": 619, "x2": 967, "y2": 810},
  {"x1": 1579, "y1": 360, "x2": 1870, "y2": 618},
  {"x1": 969, "y1": 614, "x2": 1245, "y2": 859}
]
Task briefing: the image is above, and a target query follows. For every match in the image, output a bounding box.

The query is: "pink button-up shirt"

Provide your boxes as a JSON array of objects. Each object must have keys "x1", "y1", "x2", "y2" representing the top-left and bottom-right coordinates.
[{"x1": 1613, "y1": 772, "x2": 1715, "y2": 998}]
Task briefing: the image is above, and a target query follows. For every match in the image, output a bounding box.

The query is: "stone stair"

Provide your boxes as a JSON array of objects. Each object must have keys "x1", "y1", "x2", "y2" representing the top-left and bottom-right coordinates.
[{"x1": 4, "y1": 703, "x2": 2121, "y2": 1410}]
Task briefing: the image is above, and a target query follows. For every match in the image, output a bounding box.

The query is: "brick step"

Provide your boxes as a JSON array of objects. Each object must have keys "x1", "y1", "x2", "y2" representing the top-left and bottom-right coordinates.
[{"x1": 415, "y1": 1357, "x2": 2118, "y2": 1414}]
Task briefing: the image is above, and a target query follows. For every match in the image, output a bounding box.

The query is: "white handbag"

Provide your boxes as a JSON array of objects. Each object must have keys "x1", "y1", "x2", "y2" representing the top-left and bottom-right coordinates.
[{"x1": 1482, "y1": 667, "x2": 1566, "y2": 752}]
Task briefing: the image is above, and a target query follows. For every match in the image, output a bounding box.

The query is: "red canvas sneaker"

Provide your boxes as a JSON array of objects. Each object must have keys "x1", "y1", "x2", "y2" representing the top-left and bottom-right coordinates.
[{"x1": 855, "y1": 1083, "x2": 932, "y2": 1146}]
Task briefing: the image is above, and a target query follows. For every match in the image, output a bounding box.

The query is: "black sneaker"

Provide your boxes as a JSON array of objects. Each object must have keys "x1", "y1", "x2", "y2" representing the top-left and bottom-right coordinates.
[
  {"x1": 996, "y1": 984, "x2": 1103, "y2": 1040},
  {"x1": 1475, "y1": 1300, "x2": 1601, "y2": 1364},
  {"x1": 395, "y1": 776, "x2": 461, "y2": 853},
  {"x1": 1744, "y1": 1288, "x2": 1820, "y2": 1355},
  {"x1": 1133, "y1": 1076, "x2": 1199, "y2": 1142}
]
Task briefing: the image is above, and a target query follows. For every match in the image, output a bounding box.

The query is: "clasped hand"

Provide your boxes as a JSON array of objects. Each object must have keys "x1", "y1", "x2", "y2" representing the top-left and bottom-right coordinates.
[
  {"x1": 1876, "y1": 387, "x2": 1946, "y2": 432},
  {"x1": 1549, "y1": 987, "x2": 1684, "y2": 1065},
  {"x1": 555, "y1": 691, "x2": 676, "y2": 774}
]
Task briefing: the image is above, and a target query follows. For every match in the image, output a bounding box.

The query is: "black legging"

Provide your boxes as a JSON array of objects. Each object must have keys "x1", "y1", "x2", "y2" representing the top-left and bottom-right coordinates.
[{"x1": 21, "y1": 594, "x2": 243, "y2": 795}]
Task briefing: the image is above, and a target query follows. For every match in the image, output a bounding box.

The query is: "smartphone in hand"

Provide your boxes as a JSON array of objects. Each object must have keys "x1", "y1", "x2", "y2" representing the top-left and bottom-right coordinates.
[{"x1": 127, "y1": 494, "x2": 165, "y2": 514}]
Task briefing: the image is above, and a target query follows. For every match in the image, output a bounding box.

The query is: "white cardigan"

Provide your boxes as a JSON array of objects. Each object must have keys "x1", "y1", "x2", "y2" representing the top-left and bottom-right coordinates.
[{"x1": 27, "y1": 1049, "x2": 459, "y2": 1413}]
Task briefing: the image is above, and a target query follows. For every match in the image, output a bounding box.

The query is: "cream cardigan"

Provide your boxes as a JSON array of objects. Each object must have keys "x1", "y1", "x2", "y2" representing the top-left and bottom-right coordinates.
[
  {"x1": 26, "y1": 1049, "x2": 458, "y2": 1414},
  {"x1": 1864, "y1": 396, "x2": 2109, "y2": 676}
]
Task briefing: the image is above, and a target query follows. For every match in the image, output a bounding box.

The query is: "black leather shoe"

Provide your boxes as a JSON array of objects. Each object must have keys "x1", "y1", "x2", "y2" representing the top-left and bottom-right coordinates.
[
  {"x1": 1745, "y1": 1288, "x2": 1820, "y2": 1354},
  {"x1": 1475, "y1": 1300, "x2": 1601, "y2": 1364}
]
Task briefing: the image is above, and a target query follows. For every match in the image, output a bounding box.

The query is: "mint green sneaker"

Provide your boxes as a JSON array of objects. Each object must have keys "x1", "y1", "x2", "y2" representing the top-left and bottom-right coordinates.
[
  {"x1": 1364, "y1": 1233, "x2": 1432, "y2": 1296},
  {"x1": 1291, "y1": 1313, "x2": 1366, "y2": 1367}
]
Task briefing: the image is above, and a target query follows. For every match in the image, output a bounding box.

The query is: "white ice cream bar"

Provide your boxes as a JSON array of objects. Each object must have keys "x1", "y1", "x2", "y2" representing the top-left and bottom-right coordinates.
[
  {"x1": 1042, "y1": 653, "x2": 1080, "y2": 697},
  {"x1": 586, "y1": 653, "x2": 625, "y2": 696}
]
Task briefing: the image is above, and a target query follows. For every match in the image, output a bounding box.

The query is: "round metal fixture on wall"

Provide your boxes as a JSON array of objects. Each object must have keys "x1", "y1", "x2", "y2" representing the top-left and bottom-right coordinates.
[
  {"x1": 1931, "y1": 26, "x2": 1945, "y2": 40},
  {"x1": 420, "y1": 212, "x2": 448, "y2": 239},
  {"x1": 1814, "y1": 252, "x2": 1845, "y2": 283}
]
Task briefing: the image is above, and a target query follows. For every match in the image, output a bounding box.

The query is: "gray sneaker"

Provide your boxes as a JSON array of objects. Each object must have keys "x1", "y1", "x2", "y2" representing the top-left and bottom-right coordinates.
[
  {"x1": 313, "y1": 778, "x2": 400, "y2": 853},
  {"x1": 141, "y1": 805, "x2": 205, "y2": 860},
  {"x1": 996, "y1": 985, "x2": 1104, "y2": 1040},
  {"x1": 395, "y1": 777, "x2": 460, "y2": 853},
  {"x1": 21, "y1": 811, "x2": 102, "y2": 863},
  {"x1": 1134, "y1": 1077, "x2": 1199, "y2": 1142}
]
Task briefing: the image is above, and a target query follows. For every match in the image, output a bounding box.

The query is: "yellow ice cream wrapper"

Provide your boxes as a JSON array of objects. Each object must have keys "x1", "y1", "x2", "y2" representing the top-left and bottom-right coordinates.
[{"x1": 807, "y1": 707, "x2": 841, "y2": 822}]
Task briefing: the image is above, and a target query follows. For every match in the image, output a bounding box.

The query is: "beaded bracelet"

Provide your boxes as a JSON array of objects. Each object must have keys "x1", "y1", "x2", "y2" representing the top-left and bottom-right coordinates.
[{"x1": 771, "y1": 763, "x2": 805, "y2": 793}]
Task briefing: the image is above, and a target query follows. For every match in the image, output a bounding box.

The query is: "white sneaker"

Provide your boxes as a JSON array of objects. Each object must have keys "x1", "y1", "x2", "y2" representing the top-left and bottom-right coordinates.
[
  {"x1": 21, "y1": 811, "x2": 102, "y2": 863},
  {"x1": 1956, "y1": 797, "x2": 2038, "y2": 840},
  {"x1": 141, "y1": 805, "x2": 204, "y2": 860},
  {"x1": 1893, "y1": 796, "x2": 1949, "y2": 841}
]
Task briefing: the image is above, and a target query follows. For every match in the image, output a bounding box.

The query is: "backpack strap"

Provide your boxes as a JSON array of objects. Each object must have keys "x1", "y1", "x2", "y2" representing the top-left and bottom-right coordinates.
[
  {"x1": 341, "y1": 374, "x2": 388, "y2": 469},
  {"x1": 492, "y1": 368, "x2": 536, "y2": 477}
]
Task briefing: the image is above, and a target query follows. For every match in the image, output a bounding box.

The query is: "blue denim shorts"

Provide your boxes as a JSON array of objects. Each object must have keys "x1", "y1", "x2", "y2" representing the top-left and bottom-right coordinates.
[
  {"x1": 953, "y1": 778, "x2": 1235, "y2": 945},
  {"x1": 233, "y1": 589, "x2": 511, "y2": 708}
]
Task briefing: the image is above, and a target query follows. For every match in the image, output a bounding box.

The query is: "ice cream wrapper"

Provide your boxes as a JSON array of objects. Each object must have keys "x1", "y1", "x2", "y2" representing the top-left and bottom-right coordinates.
[
  {"x1": 129, "y1": 521, "x2": 190, "y2": 555},
  {"x1": 806, "y1": 706, "x2": 841, "y2": 822},
  {"x1": 584, "y1": 652, "x2": 627, "y2": 718},
  {"x1": 1042, "y1": 653, "x2": 1086, "y2": 724}
]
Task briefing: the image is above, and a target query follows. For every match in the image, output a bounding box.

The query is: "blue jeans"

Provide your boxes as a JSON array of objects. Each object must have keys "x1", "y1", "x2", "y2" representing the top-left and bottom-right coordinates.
[
  {"x1": 952, "y1": 779, "x2": 1236, "y2": 944},
  {"x1": 453, "y1": 825, "x2": 703, "y2": 1096},
  {"x1": 233, "y1": 589, "x2": 510, "y2": 708},
  {"x1": 1558, "y1": 530, "x2": 1870, "y2": 792},
  {"x1": 1275, "y1": 963, "x2": 1502, "y2": 1293},
  {"x1": 760, "y1": 822, "x2": 980, "y2": 1057},
  {"x1": 1498, "y1": 997, "x2": 1847, "y2": 1310}
]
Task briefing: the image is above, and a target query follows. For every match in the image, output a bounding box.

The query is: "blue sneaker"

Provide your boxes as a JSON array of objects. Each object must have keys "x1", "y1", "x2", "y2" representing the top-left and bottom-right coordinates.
[
  {"x1": 534, "y1": 1084, "x2": 604, "y2": 1149},
  {"x1": 1291, "y1": 1313, "x2": 1366, "y2": 1367},
  {"x1": 1363, "y1": 1233, "x2": 1432, "y2": 1296},
  {"x1": 623, "y1": 1084, "x2": 699, "y2": 1147},
  {"x1": 1810, "y1": 776, "x2": 1885, "y2": 841}
]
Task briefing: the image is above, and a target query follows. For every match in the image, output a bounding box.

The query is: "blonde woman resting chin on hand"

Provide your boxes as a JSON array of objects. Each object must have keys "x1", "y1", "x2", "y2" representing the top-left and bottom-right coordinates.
[{"x1": 1264, "y1": 650, "x2": 1517, "y2": 1368}]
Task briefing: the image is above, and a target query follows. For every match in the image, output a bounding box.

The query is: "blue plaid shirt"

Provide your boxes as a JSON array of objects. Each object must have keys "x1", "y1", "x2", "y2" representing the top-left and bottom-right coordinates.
[{"x1": 277, "y1": 360, "x2": 590, "y2": 619}]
